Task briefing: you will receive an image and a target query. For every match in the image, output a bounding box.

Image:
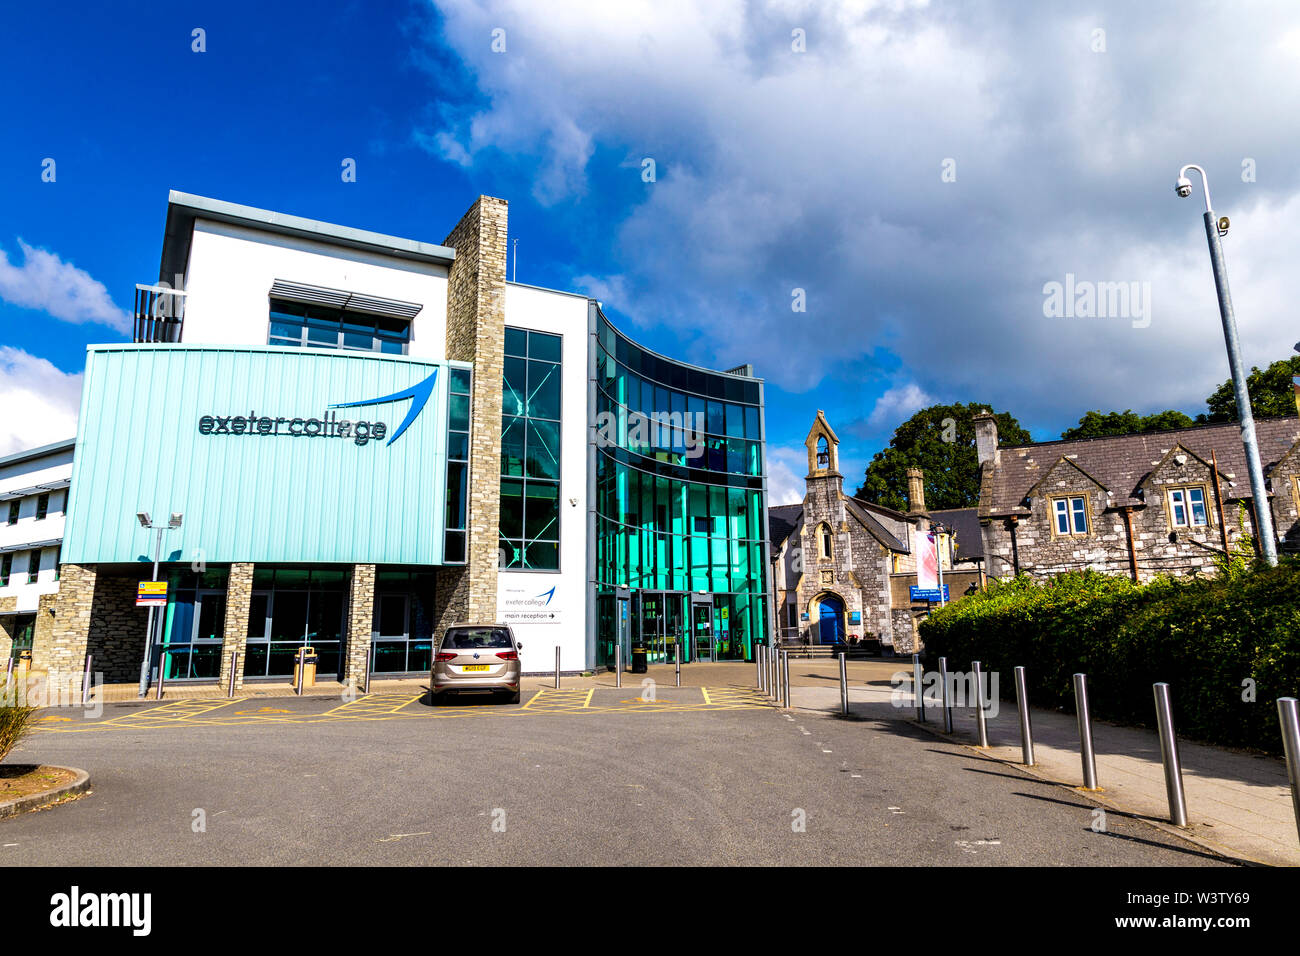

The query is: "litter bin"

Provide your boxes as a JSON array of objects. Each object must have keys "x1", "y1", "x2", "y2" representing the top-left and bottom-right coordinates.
[
  {"x1": 631, "y1": 644, "x2": 648, "y2": 674},
  {"x1": 294, "y1": 647, "x2": 319, "y2": 687},
  {"x1": 16, "y1": 650, "x2": 32, "y2": 671}
]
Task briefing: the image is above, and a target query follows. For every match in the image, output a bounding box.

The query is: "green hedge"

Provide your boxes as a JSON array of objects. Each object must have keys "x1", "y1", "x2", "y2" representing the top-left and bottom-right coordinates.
[{"x1": 918, "y1": 563, "x2": 1300, "y2": 752}]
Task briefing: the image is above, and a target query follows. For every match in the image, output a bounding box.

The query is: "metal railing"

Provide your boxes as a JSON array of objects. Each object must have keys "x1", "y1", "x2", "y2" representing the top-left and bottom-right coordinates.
[{"x1": 133, "y1": 284, "x2": 186, "y2": 343}]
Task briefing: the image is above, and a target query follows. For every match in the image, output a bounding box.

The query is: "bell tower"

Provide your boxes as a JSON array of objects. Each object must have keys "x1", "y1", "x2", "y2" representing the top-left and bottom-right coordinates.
[{"x1": 805, "y1": 409, "x2": 840, "y2": 478}]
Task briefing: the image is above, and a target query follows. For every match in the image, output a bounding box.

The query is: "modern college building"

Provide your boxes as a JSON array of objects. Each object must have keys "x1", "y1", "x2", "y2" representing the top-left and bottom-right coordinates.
[{"x1": 27, "y1": 191, "x2": 771, "y2": 692}]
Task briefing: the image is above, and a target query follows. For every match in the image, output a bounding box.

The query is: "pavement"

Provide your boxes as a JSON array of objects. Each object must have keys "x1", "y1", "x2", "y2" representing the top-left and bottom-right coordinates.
[
  {"x1": 4, "y1": 677, "x2": 1224, "y2": 866},
  {"x1": 777, "y1": 659, "x2": 1300, "y2": 867}
]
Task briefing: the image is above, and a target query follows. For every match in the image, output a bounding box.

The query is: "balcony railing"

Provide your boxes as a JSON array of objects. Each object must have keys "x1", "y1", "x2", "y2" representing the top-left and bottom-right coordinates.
[{"x1": 133, "y1": 284, "x2": 187, "y2": 343}]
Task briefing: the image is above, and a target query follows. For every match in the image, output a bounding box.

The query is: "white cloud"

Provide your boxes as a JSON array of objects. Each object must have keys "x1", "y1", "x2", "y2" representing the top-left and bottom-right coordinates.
[
  {"x1": 867, "y1": 383, "x2": 935, "y2": 430},
  {"x1": 0, "y1": 348, "x2": 81, "y2": 456},
  {"x1": 422, "y1": 0, "x2": 1300, "y2": 422},
  {"x1": 766, "y1": 445, "x2": 807, "y2": 505},
  {"x1": 0, "y1": 239, "x2": 128, "y2": 332}
]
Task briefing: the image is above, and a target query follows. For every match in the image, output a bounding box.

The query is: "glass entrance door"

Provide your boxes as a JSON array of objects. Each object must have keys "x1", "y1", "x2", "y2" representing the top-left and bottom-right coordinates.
[
  {"x1": 691, "y1": 599, "x2": 714, "y2": 662},
  {"x1": 639, "y1": 592, "x2": 667, "y2": 663},
  {"x1": 663, "y1": 594, "x2": 684, "y2": 666}
]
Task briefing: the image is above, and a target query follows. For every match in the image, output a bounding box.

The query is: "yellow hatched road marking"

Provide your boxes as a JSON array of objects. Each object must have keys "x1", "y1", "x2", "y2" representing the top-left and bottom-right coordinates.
[{"x1": 320, "y1": 694, "x2": 422, "y2": 716}]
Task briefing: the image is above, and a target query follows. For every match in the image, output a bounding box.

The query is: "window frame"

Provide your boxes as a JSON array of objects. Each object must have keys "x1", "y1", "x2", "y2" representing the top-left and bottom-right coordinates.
[
  {"x1": 1050, "y1": 495, "x2": 1090, "y2": 536},
  {"x1": 267, "y1": 299, "x2": 411, "y2": 355},
  {"x1": 1167, "y1": 484, "x2": 1211, "y2": 529}
]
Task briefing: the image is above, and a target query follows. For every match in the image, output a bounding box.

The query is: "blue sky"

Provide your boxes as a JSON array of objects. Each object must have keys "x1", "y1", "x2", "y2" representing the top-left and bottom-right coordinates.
[{"x1": 3, "y1": 1, "x2": 1300, "y2": 503}]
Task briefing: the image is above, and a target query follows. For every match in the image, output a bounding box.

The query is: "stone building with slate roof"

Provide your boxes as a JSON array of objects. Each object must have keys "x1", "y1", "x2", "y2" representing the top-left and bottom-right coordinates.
[
  {"x1": 768, "y1": 412, "x2": 984, "y2": 654},
  {"x1": 973, "y1": 408, "x2": 1300, "y2": 582}
]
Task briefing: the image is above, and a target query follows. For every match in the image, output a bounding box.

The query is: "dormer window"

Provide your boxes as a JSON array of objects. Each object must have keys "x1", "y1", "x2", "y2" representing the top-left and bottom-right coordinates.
[{"x1": 1168, "y1": 486, "x2": 1209, "y2": 528}]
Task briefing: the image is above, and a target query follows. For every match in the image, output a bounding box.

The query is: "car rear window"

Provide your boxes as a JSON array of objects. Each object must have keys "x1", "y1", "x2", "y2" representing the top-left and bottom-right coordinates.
[{"x1": 442, "y1": 627, "x2": 513, "y2": 650}]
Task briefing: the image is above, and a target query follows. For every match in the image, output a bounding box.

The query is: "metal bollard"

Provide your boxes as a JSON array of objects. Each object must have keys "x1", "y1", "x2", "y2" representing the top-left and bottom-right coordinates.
[
  {"x1": 4, "y1": 656, "x2": 13, "y2": 685},
  {"x1": 227, "y1": 652, "x2": 239, "y2": 699},
  {"x1": 782, "y1": 649, "x2": 791, "y2": 710},
  {"x1": 1277, "y1": 698, "x2": 1300, "y2": 845},
  {"x1": 615, "y1": 643, "x2": 622, "y2": 688},
  {"x1": 757, "y1": 644, "x2": 765, "y2": 694},
  {"x1": 363, "y1": 646, "x2": 372, "y2": 696},
  {"x1": 554, "y1": 647, "x2": 561, "y2": 689},
  {"x1": 971, "y1": 661, "x2": 989, "y2": 747},
  {"x1": 938, "y1": 656, "x2": 953, "y2": 733},
  {"x1": 82, "y1": 654, "x2": 93, "y2": 706},
  {"x1": 155, "y1": 652, "x2": 167, "y2": 700},
  {"x1": 839, "y1": 651, "x2": 848, "y2": 716},
  {"x1": 1153, "y1": 683, "x2": 1188, "y2": 826},
  {"x1": 912, "y1": 653, "x2": 925, "y2": 722},
  {"x1": 675, "y1": 642, "x2": 681, "y2": 687},
  {"x1": 1014, "y1": 666, "x2": 1034, "y2": 766},
  {"x1": 1074, "y1": 673, "x2": 1099, "y2": 790},
  {"x1": 295, "y1": 648, "x2": 305, "y2": 696}
]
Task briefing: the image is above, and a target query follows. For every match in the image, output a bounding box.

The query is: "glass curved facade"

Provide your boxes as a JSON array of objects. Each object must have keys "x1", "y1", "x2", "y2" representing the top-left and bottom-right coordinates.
[{"x1": 594, "y1": 314, "x2": 769, "y2": 666}]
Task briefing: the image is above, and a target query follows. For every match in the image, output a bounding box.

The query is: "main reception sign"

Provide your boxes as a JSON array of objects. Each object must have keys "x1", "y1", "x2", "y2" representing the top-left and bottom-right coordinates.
[{"x1": 63, "y1": 345, "x2": 464, "y2": 567}]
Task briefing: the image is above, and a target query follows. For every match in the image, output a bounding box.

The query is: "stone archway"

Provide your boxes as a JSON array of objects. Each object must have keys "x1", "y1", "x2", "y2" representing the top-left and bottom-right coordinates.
[{"x1": 809, "y1": 591, "x2": 845, "y2": 645}]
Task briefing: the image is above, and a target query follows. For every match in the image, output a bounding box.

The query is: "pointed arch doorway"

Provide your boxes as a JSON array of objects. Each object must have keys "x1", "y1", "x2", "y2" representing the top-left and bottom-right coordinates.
[{"x1": 815, "y1": 592, "x2": 845, "y2": 645}]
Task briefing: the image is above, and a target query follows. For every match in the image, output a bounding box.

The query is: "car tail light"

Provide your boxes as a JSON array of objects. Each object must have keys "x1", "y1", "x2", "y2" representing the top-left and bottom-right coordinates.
[
  {"x1": 496, "y1": 650, "x2": 518, "y2": 661},
  {"x1": 434, "y1": 652, "x2": 457, "y2": 662}
]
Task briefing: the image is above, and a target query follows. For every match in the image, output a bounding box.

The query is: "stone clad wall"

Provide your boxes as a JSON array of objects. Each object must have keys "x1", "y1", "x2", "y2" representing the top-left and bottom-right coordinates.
[
  {"x1": 343, "y1": 564, "x2": 376, "y2": 688},
  {"x1": 41, "y1": 563, "x2": 96, "y2": 689},
  {"x1": 220, "y1": 562, "x2": 254, "y2": 688},
  {"x1": 439, "y1": 195, "x2": 508, "y2": 633}
]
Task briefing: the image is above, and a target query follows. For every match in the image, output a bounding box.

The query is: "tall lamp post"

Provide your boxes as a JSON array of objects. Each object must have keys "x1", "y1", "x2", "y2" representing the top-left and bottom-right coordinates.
[
  {"x1": 1174, "y1": 164, "x2": 1278, "y2": 566},
  {"x1": 136, "y1": 511, "x2": 183, "y2": 698}
]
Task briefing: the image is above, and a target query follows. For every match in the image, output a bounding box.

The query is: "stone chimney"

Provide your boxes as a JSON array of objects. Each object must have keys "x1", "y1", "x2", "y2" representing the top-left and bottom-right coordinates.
[
  {"x1": 972, "y1": 410, "x2": 1000, "y2": 468},
  {"x1": 905, "y1": 468, "x2": 926, "y2": 513}
]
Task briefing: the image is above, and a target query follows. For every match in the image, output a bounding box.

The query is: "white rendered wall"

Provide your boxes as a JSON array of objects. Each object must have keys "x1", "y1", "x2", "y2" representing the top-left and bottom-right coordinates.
[
  {"x1": 496, "y1": 283, "x2": 590, "y2": 674},
  {"x1": 0, "y1": 449, "x2": 72, "y2": 613},
  {"x1": 181, "y1": 219, "x2": 449, "y2": 356}
]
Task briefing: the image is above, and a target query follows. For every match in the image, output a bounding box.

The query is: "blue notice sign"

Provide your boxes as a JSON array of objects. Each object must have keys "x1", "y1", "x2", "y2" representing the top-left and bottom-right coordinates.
[{"x1": 910, "y1": 585, "x2": 950, "y2": 602}]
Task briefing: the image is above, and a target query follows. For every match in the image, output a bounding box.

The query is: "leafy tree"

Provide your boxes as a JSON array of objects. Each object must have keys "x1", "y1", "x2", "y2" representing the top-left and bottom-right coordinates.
[
  {"x1": 1061, "y1": 408, "x2": 1195, "y2": 440},
  {"x1": 853, "y1": 403, "x2": 1032, "y2": 511},
  {"x1": 1199, "y1": 356, "x2": 1300, "y2": 422}
]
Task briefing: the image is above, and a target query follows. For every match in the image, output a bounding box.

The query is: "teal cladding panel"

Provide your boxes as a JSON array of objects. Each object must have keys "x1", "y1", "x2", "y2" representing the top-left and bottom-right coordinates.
[{"x1": 64, "y1": 345, "x2": 462, "y2": 566}]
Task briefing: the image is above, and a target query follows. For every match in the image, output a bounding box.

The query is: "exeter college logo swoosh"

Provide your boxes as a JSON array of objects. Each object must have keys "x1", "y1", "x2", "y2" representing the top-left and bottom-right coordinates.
[{"x1": 328, "y1": 368, "x2": 438, "y2": 446}]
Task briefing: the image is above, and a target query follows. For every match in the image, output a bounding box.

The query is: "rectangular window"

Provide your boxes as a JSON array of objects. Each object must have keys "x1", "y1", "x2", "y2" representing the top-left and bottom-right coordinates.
[
  {"x1": 267, "y1": 299, "x2": 410, "y2": 354},
  {"x1": 1169, "y1": 486, "x2": 1209, "y2": 527},
  {"x1": 0, "y1": 553, "x2": 10, "y2": 587},
  {"x1": 1053, "y1": 496, "x2": 1088, "y2": 535},
  {"x1": 500, "y1": 327, "x2": 561, "y2": 571},
  {"x1": 6, "y1": 501, "x2": 17, "y2": 525},
  {"x1": 443, "y1": 366, "x2": 472, "y2": 565},
  {"x1": 27, "y1": 550, "x2": 40, "y2": 583},
  {"x1": 35, "y1": 493, "x2": 48, "y2": 520}
]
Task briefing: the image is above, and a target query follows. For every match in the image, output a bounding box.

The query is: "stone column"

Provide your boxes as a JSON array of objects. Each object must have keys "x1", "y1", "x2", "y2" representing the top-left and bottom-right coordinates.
[
  {"x1": 343, "y1": 564, "x2": 375, "y2": 689},
  {"x1": 0, "y1": 605, "x2": 13, "y2": 664},
  {"x1": 220, "y1": 563, "x2": 254, "y2": 688},
  {"x1": 42, "y1": 563, "x2": 96, "y2": 695},
  {"x1": 442, "y1": 195, "x2": 508, "y2": 628}
]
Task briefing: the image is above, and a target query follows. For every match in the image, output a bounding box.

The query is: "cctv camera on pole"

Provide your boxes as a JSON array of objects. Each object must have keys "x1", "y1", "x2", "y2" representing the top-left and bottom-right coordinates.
[{"x1": 1174, "y1": 164, "x2": 1277, "y2": 565}]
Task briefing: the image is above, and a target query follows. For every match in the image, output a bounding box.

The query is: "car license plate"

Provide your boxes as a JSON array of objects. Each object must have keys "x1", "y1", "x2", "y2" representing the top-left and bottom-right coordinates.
[{"x1": 461, "y1": 664, "x2": 490, "y2": 672}]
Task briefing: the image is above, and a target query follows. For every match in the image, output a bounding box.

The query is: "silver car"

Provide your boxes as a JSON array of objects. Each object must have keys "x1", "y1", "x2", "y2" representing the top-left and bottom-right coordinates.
[{"x1": 430, "y1": 624, "x2": 523, "y2": 705}]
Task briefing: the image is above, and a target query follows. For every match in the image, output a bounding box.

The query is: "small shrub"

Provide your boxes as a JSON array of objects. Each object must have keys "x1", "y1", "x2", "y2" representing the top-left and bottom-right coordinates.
[{"x1": 0, "y1": 683, "x2": 36, "y2": 763}]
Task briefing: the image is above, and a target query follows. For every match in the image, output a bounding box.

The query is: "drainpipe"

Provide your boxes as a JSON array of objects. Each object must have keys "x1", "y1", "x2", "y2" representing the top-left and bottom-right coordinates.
[
  {"x1": 1007, "y1": 515, "x2": 1021, "y2": 576},
  {"x1": 1121, "y1": 506, "x2": 1139, "y2": 582},
  {"x1": 1211, "y1": 451, "x2": 1231, "y2": 558}
]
